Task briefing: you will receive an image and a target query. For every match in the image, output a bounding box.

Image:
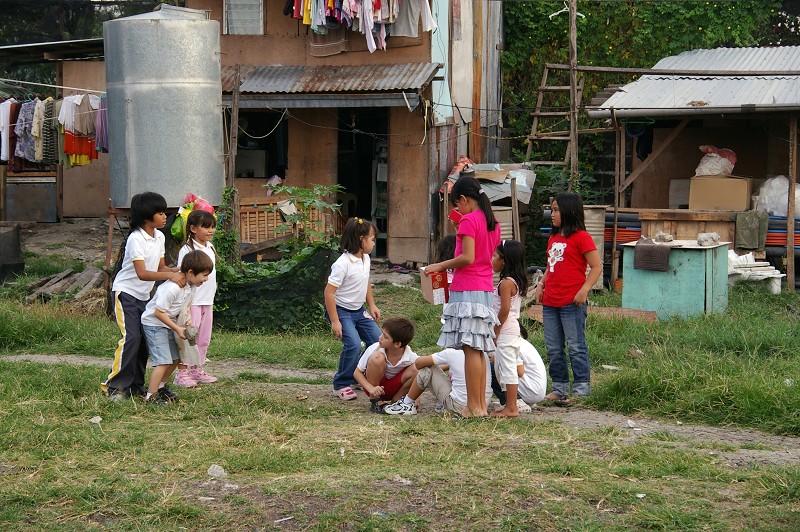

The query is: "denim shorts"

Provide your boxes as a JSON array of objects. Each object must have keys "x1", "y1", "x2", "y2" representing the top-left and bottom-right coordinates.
[{"x1": 142, "y1": 325, "x2": 180, "y2": 367}]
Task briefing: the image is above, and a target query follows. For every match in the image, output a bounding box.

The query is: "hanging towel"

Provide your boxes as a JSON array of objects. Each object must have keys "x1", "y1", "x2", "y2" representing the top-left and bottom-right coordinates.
[
  {"x1": 633, "y1": 237, "x2": 672, "y2": 272},
  {"x1": 735, "y1": 210, "x2": 769, "y2": 250}
]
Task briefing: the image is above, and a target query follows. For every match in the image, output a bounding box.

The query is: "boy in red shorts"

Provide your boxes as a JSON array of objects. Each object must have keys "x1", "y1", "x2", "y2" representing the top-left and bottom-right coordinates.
[{"x1": 354, "y1": 317, "x2": 418, "y2": 413}]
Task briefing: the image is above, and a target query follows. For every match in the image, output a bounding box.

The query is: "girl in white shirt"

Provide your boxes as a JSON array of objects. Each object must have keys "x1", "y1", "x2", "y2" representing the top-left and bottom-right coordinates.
[
  {"x1": 324, "y1": 217, "x2": 382, "y2": 400},
  {"x1": 174, "y1": 209, "x2": 219, "y2": 387},
  {"x1": 490, "y1": 239, "x2": 528, "y2": 418}
]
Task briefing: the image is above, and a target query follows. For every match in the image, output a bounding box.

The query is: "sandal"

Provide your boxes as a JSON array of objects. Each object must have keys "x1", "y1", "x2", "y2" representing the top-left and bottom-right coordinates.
[{"x1": 334, "y1": 387, "x2": 357, "y2": 400}]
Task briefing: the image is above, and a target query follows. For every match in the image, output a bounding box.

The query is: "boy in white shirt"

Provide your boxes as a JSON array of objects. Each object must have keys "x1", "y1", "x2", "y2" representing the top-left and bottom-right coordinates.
[
  {"x1": 141, "y1": 250, "x2": 213, "y2": 404},
  {"x1": 354, "y1": 317, "x2": 419, "y2": 413},
  {"x1": 384, "y1": 348, "x2": 492, "y2": 416}
]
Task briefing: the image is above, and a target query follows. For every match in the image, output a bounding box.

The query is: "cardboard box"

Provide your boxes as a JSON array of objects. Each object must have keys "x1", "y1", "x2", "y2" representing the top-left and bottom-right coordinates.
[
  {"x1": 420, "y1": 267, "x2": 449, "y2": 304},
  {"x1": 688, "y1": 175, "x2": 753, "y2": 211}
]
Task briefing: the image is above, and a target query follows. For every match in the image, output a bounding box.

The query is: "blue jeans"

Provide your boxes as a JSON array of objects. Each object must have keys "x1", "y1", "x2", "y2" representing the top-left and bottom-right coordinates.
[
  {"x1": 543, "y1": 304, "x2": 591, "y2": 397},
  {"x1": 327, "y1": 306, "x2": 381, "y2": 390}
]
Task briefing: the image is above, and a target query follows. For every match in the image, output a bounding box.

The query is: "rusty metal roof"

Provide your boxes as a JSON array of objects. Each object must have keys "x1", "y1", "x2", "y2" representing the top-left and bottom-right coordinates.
[
  {"x1": 223, "y1": 62, "x2": 440, "y2": 94},
  {"x1": 589, "y1": 47, "x2": 800, "y2": 118}
]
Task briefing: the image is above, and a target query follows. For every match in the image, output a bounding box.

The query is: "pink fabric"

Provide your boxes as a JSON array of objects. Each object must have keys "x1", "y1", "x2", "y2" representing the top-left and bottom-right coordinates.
[
  {"x1": 189, "y1": 304, "x2": 213, "y2": 365},
  {"x1": 450, "y1": 210, "x2": 501, "y2": 293}
]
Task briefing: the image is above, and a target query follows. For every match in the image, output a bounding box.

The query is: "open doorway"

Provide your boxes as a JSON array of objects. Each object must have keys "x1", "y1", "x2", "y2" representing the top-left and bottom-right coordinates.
[{"x1": 337, "y1": 107, "x2": 389, "y2": 256}]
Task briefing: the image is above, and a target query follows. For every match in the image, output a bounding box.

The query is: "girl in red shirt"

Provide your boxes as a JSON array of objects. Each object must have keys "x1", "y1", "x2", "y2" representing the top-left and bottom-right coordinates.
[{"x1": 533, "y1": 193, "x2": 602, "y2": 406}]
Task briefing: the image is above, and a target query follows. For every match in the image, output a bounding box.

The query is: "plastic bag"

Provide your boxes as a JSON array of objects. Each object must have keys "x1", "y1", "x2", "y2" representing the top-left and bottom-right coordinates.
[
  {"x1": 171, "y1": 193, "x2": 215, "y2": 241},
  {"x1": 695, "y1": 145, "x2": 736, "y2": 176},
  {"x1": 753, "y1": 176, "x2": 800, "y2": 217}
]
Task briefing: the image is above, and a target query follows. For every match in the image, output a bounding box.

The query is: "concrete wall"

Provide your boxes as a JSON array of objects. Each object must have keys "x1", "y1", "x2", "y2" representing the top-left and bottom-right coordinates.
[{"x1": 62, "y1": 61, "x2": 109, "y2": 217}]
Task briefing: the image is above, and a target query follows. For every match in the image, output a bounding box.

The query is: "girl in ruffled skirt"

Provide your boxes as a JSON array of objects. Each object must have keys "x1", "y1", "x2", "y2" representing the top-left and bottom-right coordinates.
[{"x1": 424, "y1": 175, "x2": 501, "y2": 417}]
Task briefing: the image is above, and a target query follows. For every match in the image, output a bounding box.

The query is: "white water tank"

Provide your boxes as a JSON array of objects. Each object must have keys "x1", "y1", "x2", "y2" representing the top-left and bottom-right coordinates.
[{"x1": 104, "y1": 5, "x2": 224, "y2": 208}]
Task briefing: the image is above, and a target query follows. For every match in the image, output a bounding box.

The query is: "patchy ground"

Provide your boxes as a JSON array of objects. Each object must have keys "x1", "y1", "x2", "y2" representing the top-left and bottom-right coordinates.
[
  {"x1": 9, "y1": 219, "x2": 800, "y2": 469},
  {"x1": 4, "y1": 352, "x2": 800, "y2": 469}
]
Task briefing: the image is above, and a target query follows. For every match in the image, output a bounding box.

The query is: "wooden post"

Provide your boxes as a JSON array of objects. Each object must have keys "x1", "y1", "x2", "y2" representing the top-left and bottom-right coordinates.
[
  {"x1": 510, "y1": 176, "x2": 520, "y2": 240},
  {"x1": 788, "y1": 115, "x2": 797, "y2": 292},
  {"x1": 610, "y1": 109, "x2": 621, "y2": 284},
  {"x1": 471, "y1": 0, "x2": 484, "y2": 163},
  {"x1": 567, "y1": 0, "x2": 579, "y2": 188},
  {"x1": 226, "y1": 65, "x2": 241, "y2": 246},
  {"x1": 0, "y1": 164, "x2": 6, "y2": 222}
]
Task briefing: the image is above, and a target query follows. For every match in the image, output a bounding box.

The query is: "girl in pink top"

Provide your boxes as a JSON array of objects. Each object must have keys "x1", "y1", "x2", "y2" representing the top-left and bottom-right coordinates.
[{"x1": 425, "y1": 175, "x2": 501, "y2": 417}]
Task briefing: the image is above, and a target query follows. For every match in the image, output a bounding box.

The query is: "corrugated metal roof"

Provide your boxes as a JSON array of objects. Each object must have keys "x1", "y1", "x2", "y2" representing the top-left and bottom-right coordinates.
[
  {"x1": 223, "y1": 63, "x2": 440, "y2": 94},
  {"x1": 590, "y1": 47, "x2": 800, "y2": 118}
]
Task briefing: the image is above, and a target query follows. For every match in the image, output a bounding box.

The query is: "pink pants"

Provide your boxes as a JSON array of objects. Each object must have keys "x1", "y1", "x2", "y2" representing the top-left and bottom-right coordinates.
[{"x1": 189, "y1": 304, "x2": 213, "y2": 365}]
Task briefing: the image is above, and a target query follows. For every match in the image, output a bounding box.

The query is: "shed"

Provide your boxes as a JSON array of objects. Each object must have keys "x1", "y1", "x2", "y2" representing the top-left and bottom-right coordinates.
[{"x1": 588, "y1": 46, "x2": 800, "y2": 288}]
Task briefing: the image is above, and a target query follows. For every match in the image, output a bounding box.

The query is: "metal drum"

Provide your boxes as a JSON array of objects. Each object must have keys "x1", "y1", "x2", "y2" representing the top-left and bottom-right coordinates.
[{"x1": 104, "y1": 5, "x2": 224, "y2": 208}]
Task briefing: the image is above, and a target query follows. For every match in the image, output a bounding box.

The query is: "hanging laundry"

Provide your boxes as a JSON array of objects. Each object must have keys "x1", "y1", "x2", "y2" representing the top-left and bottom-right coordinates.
[
  {"x1": 0, "y1": 97, "x2": 16, "y2": 161},
  {"x1": 14, "y1": 98, "x2": 39, "y2": 163}
]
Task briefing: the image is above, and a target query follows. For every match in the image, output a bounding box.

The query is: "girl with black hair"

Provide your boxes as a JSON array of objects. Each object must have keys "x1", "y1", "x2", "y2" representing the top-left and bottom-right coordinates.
[
  {"x1": 424, "y1": 175, "x2": 501, "y2": 417},
  {"x1": 490, "y1": 239, "x2": 528, "y2": 417},
  {"x1": 102, "y1": 192, "x2": 185, "y2": 399},
  {"x1": 534, "y1": 192, "x2": 602, "y2": 406}
]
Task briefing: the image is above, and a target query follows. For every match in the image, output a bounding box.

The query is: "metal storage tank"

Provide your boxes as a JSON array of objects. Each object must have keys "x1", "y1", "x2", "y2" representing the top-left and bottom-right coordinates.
[{"x1": 104, "y1": 5, "x2": 224, "y2": 208}]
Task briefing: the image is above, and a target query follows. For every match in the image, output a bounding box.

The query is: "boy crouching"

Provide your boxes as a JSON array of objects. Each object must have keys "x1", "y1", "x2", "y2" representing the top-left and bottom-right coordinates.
[{"x1": 354, "y1": 317, "x2": 418, "y2": 413}]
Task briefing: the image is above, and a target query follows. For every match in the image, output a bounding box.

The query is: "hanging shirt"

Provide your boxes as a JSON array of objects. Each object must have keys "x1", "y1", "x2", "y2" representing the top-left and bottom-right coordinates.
[
  {"x1": 0, "y1": 98, "x2": 16, "y2": 161},
  {"x1": 14, "y1": 99, "x2": 39, "y2": 163}
]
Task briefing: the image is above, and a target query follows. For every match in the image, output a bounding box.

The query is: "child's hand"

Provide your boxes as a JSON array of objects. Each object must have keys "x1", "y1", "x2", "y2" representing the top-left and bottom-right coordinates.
[
  {"x1": 573, "y1": 288, "x2": 589, "y2": 306},
  {"x1": 369, "y1": 305, "x2": 381, "y2": 322},
  {"x1": 423, "y1": 263, "x2": 443, "y2": 274},
  {"x1": 331, "y1": 320, "x2": 343, "y2": 339},
  {"x1": 367, "y1": 384, "x2": 384, "y2": 400},
  {"x1": 176, "y1": 326, "x2": 187, "y2": 340},
  {"x1": 170, "y1": 272, "x2": 187, "y2": 287},
  {"x1": 533, "y1": 283, "x2": 544, "y2": 305}
]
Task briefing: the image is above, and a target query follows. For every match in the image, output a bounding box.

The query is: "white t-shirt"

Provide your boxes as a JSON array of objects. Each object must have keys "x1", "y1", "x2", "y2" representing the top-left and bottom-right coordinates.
[
  {"x1": 177, "y1": 240, "x2": 217, "y2": 306},
  {"x1": 0, "y1": 98, "x2": 16, "y2": 161},
  {"x1": 357, "y1": 342, "x2": 418, "y2": 379},
  {"x1": 112, "y1": 228, "x2": 165, "y2": 301},
  {"x1": 327, "y1": 251, "x2": 371, "y2": 311},
  {"x1": 431, "y1": 348, "x2": 492, "y2": 406},
  {"x1": 517, "y1": 340, "x2": 548, "y2": 404},
  {"x1": 141, "y1": 281, "x2": 193, "y2": 328}
]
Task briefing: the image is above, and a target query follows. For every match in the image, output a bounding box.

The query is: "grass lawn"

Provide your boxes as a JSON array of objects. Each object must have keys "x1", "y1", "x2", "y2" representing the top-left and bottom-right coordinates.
[{"x1": 2, "y1": 274, "x2": 800, "y2": 529}]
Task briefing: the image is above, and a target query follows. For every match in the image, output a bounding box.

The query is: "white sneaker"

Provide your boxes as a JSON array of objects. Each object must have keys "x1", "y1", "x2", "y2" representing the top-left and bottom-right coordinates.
[
  {"x1": 517, "y1": 399, "x2": 532, "y2": 413},
  {"x1": 383, "y1": 400, "x2": 417, "y2": 415}
]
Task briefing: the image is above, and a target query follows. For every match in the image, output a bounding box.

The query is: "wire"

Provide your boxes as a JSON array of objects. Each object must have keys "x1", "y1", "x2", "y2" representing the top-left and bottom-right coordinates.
[{"x1": 0, "y1": 77, "x2": 104, "y2": 95}]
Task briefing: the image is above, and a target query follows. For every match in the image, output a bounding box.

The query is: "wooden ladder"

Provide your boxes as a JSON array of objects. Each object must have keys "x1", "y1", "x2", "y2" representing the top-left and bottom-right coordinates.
[{"x1": 525, "y1": 66, "x2": 585, "y2": 167}]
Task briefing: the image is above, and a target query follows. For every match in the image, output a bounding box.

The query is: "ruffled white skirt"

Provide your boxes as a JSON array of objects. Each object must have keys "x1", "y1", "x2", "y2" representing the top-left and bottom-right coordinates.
[{"x1": 437, "y1": 290, "x2": 499, "y2": 353}]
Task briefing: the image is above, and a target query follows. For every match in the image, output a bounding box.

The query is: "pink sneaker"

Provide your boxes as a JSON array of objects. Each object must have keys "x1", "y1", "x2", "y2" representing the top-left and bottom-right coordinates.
[
  {"x1": 189, "y1": 367, "x2": 218, "y2": 384},
  {"x1": 173, "y1": 370, "x2": 198, "y2": 388}
]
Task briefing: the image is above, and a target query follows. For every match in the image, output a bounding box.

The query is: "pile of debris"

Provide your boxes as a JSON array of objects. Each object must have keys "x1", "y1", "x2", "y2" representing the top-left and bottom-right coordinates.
[
  {"x1": 24, "y1": 267, "x2": 106, "y2": 307},
  {"x1": 728, "y1": 251, "x2": 786, "y2": 295}
]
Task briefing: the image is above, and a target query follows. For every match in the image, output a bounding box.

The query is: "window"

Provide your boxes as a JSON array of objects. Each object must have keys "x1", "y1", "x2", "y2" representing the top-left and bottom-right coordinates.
[{"x1": 223, "y1": 0, "x2": 264, "y2": 35}]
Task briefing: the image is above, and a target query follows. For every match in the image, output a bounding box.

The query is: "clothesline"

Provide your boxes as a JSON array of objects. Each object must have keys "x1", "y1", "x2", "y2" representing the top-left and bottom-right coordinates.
[{"x1": 0, "y1": 77, "x2": 105, "y2": 96}]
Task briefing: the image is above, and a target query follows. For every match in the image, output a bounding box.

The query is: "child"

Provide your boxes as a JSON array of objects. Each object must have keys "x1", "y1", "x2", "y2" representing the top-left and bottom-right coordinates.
[
  {"x1": 490, "y1": 239, "x2": 528, "y2": 418},
  {"x1": 173, "y1": 209, "x2": 218, "y2": 387},
  {"x1": 324, "y1": 217, "x2": 382, "y2": 400},
  {"x1": 517, "y1": 337, "x2": 548, "y2": 407},
  {"x1": 424, "y1": 175, "x2": 501, "y2": 417},
  {"x1": 436, "y1": 234, "x2": 456, "y2": 284},
  {"x1": 354, "y1": 317, "x2": 419, "y2": 412},
  {"x1": 141, "y1": 250, "x2": 214, "y2": 404},
  {"x1": 102, "y1": 192, "x2": 185, "y2": 399},
  {"x1": 384, "y1": 348, "x2": 492, "y2": 416},
  {"x1": 534, "y1": 193, "x2": 602, "y2": 405}
]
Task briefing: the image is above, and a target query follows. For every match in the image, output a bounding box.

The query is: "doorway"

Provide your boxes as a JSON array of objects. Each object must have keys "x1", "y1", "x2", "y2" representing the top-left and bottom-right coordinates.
[{"x1": 337, "y1": 107, "x2": 389, "y2": 256}]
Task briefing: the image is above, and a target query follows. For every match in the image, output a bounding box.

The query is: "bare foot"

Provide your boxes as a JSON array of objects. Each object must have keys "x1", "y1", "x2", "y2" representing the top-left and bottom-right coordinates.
[
  {"x1": 460, "y1": 407, "x2": 489, "y2": 418},
  {"x1": 491, "y1": 407, "x2": 519, "y2": 418}
]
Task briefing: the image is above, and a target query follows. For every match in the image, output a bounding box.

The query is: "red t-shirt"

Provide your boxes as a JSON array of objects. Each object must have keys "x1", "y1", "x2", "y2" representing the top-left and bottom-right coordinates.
[
  {"x1": 450, "y1": 210, "x2": 502, "y2": 293},
  {"x1": 542, "y1": 230, "x2": 596, "y2": 307}
]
